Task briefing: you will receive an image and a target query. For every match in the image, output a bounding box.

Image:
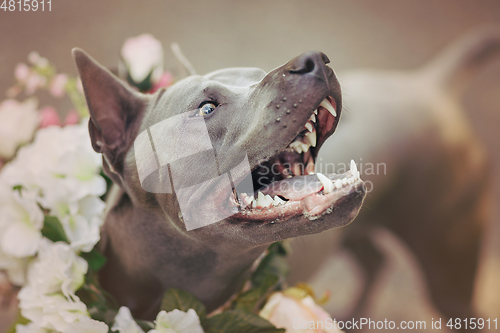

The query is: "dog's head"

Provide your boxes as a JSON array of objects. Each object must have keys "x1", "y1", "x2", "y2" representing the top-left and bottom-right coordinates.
[{"x1": 73, "y1": 49, "x2": 365, "y2": 249}]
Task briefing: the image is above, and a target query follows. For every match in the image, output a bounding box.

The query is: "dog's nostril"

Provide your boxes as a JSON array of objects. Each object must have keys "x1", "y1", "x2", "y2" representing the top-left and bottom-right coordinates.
[
  {"x1": 290, "y1": 57, "x2": 316, "y2": 75},
  {"x1": 304, "y1": 59, "x2": 315, "y2": 73}
]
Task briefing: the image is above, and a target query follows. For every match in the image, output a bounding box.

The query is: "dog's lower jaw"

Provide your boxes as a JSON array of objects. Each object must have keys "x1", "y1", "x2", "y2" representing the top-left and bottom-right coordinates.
[{"x1": 98, "y1": 190, "x2": 269, "y2": 319}]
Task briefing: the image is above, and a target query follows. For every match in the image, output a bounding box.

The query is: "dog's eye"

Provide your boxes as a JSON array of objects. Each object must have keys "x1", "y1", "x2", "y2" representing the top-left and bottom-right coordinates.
[{"x1": 197, "y1": 102, "x2": 217, "y2": 116}]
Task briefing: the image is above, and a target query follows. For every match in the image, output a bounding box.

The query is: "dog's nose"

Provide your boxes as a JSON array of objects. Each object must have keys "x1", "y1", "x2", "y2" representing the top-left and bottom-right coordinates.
[{"x1": 288, "y1": 51, "x2": 330, "y2": 75}]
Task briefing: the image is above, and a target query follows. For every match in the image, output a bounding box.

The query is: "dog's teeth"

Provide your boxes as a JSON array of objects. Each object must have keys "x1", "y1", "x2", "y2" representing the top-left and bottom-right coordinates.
[
  {"x1": 289, "y1": 141, "x2": 303, "y2": 154},
  {"x1": 348, "y1": 177, "x2": 354, "y2": 184},
  {"x1": 310, "y1": 114, "x2": 316, "y2": 123},
  {"x1": 334, "y1": 179, "x2": 343, "y2": 189},
  {"x1": 305, "y1": 122, "x2": 314, "y2": 132},
  {"x1": 273, "y1": 196, "x2": 286, "y2": 206},
  {"x1": 256, "y1": 192, "x2": 273, "y2": 208},
  {"x1": 264, "y1": 194, "x2": 274, "y2": 207},
  {"x1": 257, "y1": 191, "x2": 265, "y2": 207},
  {"x1": 290, "y1": 140, "x2": 310, "y2": 154},
  {"x1": 356, "y1": 171, "x2": 360, "y2": 179},
  {"x1": 252, "y1": 198, "x2": 257, "y2": 208},
  {"x1": 317, "y1": 173, "x2": 334, "y2": 194},
  {"x1": 350, "y1": 159, "x2": 358, "y2": 174},
  {"x1": 320, "y1": 98, "x2": 337, "y2": 117},
  {"x1": 247, "y1": 195, "x2": 255, "y2": 205},
  {"x1": 314, "y1": 109, "x2": 318, "y2": 115},
  {"x1": 342, "y1": 178, "x2": 348, "y2": 185},
  {"x1": 304, "y1": 131, "x2": 316, "y2": 147}
]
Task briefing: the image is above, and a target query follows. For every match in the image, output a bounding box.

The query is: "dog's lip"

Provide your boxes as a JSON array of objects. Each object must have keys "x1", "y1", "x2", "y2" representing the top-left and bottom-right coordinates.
[{"x1": 230, "y1": 177, "x2": 364, "y2": 223}]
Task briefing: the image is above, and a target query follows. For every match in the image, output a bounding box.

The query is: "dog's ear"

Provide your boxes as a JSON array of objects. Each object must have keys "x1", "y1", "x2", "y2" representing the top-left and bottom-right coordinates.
[{"x1": 72, "y1": 48, "x2": 148, "y2": 173}]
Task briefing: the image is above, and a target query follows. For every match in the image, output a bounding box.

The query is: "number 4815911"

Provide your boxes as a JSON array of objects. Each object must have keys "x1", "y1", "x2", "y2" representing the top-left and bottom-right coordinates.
[{"x1": 1, "y1": 0, "x2": 52, "y2": 11}]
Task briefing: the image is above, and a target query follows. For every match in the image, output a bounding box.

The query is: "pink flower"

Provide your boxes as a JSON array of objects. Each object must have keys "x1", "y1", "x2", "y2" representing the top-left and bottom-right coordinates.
[
  {"x1": 39, "y1": 106, "x2": 61, "y2": 128},
  {"x1": 150, "y1": 72, "x2": 174, "y2": 93},
  {"x1": 15, "y1": 63, "x2": 31, "y2": 82},
  {"x1": 64, "y1": 110, "x2": 79, "y2": 125},
  {"x1": 260, "y1": 289, "x2": 343, "y2": 333},
  {"x1": 25, "y1": 74, "x2": 47, "y2": 95},
  {"x1": 27, "y1": 51, "x2": 48, "y2": 68},
  {"x1": 50, "y1": 74, "x2": 69, "y2": 98},
  {"x1": 121, "y1": 34, "x2": 164, "y2": 84}
]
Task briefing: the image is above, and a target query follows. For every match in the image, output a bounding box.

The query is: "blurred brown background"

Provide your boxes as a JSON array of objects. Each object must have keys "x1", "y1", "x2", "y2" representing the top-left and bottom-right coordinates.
[{"x1": 1, "y1": 0, "x2": 499, "y2": 332}]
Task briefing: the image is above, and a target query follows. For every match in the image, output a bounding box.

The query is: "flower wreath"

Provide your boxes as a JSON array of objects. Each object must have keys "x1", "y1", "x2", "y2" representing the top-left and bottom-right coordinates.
[{"x1": 0, "y1": 35, "x2": 343, "y2": 333}]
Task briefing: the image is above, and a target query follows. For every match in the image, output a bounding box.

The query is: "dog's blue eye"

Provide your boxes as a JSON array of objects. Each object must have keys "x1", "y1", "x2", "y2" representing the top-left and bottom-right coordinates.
[{"x1": 198, "y1": 103, "x2": 216, "y2": 116}]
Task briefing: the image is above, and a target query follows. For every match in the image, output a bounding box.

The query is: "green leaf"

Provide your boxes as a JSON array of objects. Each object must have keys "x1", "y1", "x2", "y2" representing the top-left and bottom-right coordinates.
[
  {"x1": 80, "y1": 249, "x2": 107, "y2": 271},
  {"x1": 251, "y1": 244, "x2": 289, "y2": 286},
  {"x1": 41, "y1": 216, "x2": 69, "y2": 243},
  {"x1": 207, "y1": 310, "x2": 285, "y2": 333},
  {"x1": 233, "y1": 275, "x2": 278, "y2": 313},
  {"x1": 232, "y1": 242, "x2": 289, "y2": 313},
  {"x1": 161, "y1": 289, "x2": 208, "y2": 327},
  {"x1": 127, "y1": 70, "x2": 153, "y2": 92}
]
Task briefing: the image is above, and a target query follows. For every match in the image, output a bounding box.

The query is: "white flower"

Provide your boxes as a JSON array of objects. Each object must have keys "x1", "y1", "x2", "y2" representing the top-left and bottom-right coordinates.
[
  {"x1": 112, "y1": 306, "x2": 145, "y2": 333},
  {"x1": 121, "y1": 34, "x2": 164, "y2": 83},
  {"x1": 15, "y1": 322, "x2": 51, "y2": 333},
  {"x1": 0, "y1": 185, "x2": 44, "y2": 258},
  {"x1": 36, "y1": 123, "x2": 105, "y2": 209},
  {"x1": 27, "y1": 240, "x2": 88, "y2": 300},
  {"x1": 0, "y1": 98, "x2": 39, "y2": 159},
  {"x1": 18, "y1": 286, "x2": 88, "y2": 332},
  {"x1": 260, "y1": 290, "x2": 343, "y2": 333},
  {"x1": 0, "y1": 121, "x2": 106, "y2": 253},
  {"x1": 0, "y1": 251, "x2": 29, "y2": 285},
  {"x1": 60, "y1": 196, "x2": 105, "y2": 252},
  {"x1": 63, "y1": 317, "x2": 109, "y2": 333},
  {"x1": 0, "y1": 121, "x2": 105, "y2": 200},
  {"x1": 148, "y1": 309, "x2": 204, "y2": 333}
]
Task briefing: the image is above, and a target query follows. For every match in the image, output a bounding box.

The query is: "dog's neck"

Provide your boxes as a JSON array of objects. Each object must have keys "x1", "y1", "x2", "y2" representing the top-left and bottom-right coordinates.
[{"x1": 99, "y1": 185, "x2": 266, "y2": 318}]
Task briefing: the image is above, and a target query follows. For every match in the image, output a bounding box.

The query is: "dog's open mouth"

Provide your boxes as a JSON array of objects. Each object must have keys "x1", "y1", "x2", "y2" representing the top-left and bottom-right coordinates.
[{"x1": 230, "y1": 96, "x2": 364, "y2": 223}]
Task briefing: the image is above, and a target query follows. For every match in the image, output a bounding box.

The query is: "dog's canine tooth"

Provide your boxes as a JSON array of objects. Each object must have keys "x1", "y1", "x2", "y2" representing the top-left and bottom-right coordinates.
[
  {"x1": 310, "y1": 113, "x2": 316, "y2": 123},
  {"x1": 350, "y1": 159, "x2": 358, "y2": 174},
  {"x1": 305, "y1": 122, "x2": 314, "y2": 132},
  {"x1": 320, "y1": 98, "x2": 337, "y2": 117},
  {"x1": 334, "y1": 179, "x2": 343, "y2": 189},
  {"x1": 304, "y1": 131, "x2": 316, "y2": 147},
  {"x1": 314, "y1": 109, "x2": 318, "y2": 115},
  {"x1": 356, "y1": 171, "x2": 361, "y2": 179},
  {"x1": 317, "y1": 173, "x2": 334, "y2": 194}
]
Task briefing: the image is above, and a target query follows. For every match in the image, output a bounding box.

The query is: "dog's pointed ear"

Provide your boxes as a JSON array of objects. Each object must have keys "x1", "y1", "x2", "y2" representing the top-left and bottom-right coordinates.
[{"x1": 72, "y1": 48, "x2": 148, "y2": 172}]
